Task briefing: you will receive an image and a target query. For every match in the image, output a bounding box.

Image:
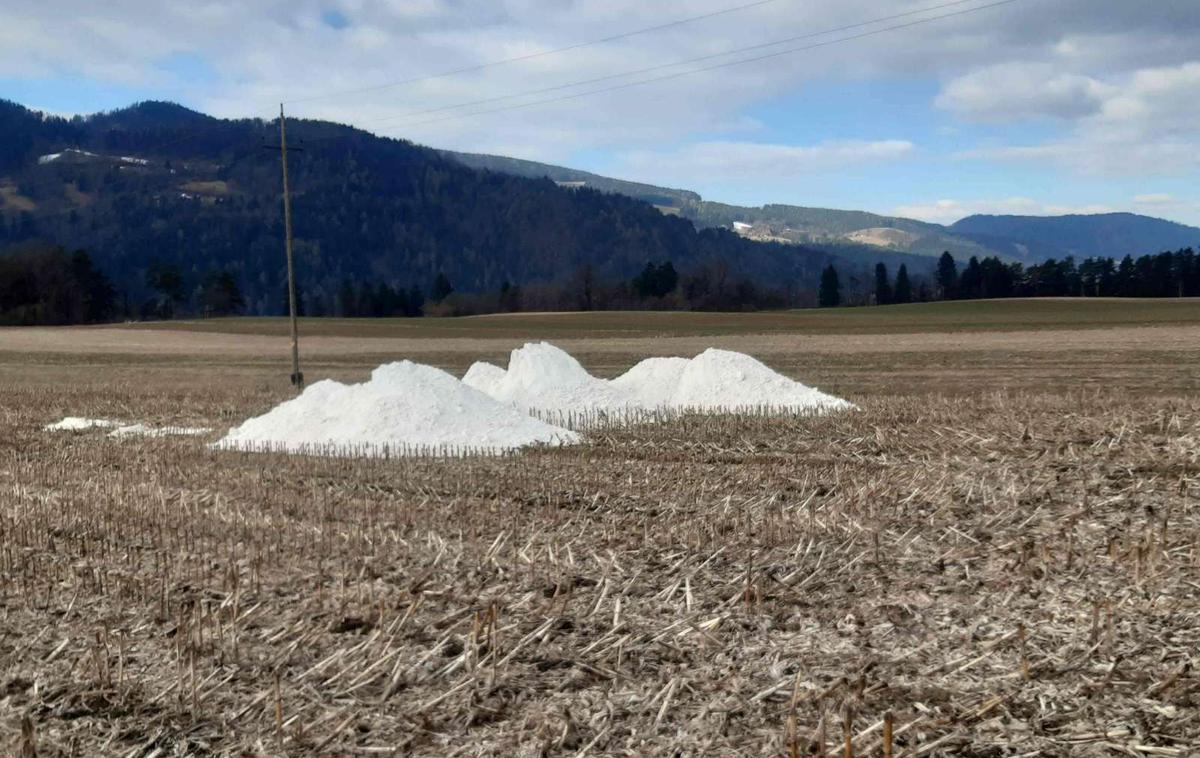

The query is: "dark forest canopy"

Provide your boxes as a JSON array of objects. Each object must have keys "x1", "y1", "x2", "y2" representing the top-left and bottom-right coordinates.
[
  {"x1": 0, "y1": 241, "x2": 116, "y2": 325},
  {"x1": 0, "y1": 98, "x2": 896, "y2": 315}
]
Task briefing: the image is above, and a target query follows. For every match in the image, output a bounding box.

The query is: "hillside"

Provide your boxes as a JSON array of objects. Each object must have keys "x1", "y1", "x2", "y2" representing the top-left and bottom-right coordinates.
[
  {"x1": 951, "y1": 213, "x2": 1200, "y2": 260},
  {"x1": 444, "y1": 150, "x2": 1008, "y2": 259},
  {"x1": 0, "y1": 99, "x2": 894, "y2": 316},
  {"x1": 444, "y1": 151, "x2": 1200, "y2": 262}
]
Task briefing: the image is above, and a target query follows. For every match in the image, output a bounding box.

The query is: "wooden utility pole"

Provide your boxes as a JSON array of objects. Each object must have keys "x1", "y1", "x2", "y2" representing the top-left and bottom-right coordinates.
[{"x1": 279, "y1": 104, "x2": 303, "y2": 390}]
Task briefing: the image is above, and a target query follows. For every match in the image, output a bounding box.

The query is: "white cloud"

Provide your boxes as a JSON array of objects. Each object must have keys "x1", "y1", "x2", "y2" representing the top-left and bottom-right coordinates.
[
  {"x1": 617, "y1": 139, "x2": 914, "y2": 183},
  {"x1": 936, "y1": 62, "x2": 1113, "y2": 122},
  {"x1": 2, "y1": 0, "x2": 1196, "y2": 163},
  {"x1": 892, "y1": 197, "x2": 1116, "y2": 225},
  {"x1": 949, "y1": 60, "x2": 1200, "y2": 175},
  {"x1": 1133, "y1": 193, "x2": 1174, "y2": 205},
  {"x1": 1, "y1": 0, "x2": 1198, "y2": 205}
]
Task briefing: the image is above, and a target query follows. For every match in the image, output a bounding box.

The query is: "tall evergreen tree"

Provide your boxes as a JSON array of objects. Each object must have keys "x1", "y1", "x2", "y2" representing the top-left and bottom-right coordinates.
[
  {"x1": 874, "y1": 263, "x2": 892, "y2": 305},
  {"x1": 147, "y1": 261, "x2": 185, "y2": 318},
  {"x1": 498, "y1": 280, "x2": 522, "y2": 312},
  {"x1": 959, "y1": 256, "x2": 983, "y2": 299},
  {"x1": 432, "y1": 272, "x2": 454, "y2": 302},
  {"x1": 406, "y1": 285, "x2": 425, "y2": 317},
  {"x1": 199, "y1": 270, "x2": 244, "y2": 316},
  {"x1": 818, "y1": 264, "x2": 841, "y2": 308},
  {"x1": 894, "y1": 264, "x2": 912, "y2": 304},
  {"x1": 936, "y1": 252, "x2": 958, "y2": 300},
  {"x1": 337, "y1": 278, "x2": 357, "y2": 317}
]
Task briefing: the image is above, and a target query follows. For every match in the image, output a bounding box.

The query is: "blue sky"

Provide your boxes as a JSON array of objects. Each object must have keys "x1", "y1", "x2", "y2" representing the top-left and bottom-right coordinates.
[{"x1": 3, "y1": 0, "x2": 1199, "y2": 225}]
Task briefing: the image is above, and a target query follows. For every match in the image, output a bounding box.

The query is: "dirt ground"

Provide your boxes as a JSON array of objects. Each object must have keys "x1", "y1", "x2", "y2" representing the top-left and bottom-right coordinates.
[{"x1": 0, "y1": 302, "x2": 1197, "y2": 755}]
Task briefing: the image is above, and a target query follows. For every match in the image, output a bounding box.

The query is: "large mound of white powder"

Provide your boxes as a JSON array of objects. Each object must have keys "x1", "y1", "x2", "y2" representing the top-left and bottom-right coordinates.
[
  {"x1": 216, "y1": 361, "x2": 579, "y2": 456},
  {"x1": 464, "y1": 342, "x2": 852, "y2": 415}
]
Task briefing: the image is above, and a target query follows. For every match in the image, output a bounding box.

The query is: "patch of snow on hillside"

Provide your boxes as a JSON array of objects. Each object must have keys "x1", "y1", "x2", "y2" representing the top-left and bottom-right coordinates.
[{"x1": 37, "y1": 148, "x2": 97, "y2": 164}]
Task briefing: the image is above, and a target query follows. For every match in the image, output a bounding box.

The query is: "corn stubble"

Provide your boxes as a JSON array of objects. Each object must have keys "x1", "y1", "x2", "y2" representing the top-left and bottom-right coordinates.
[{"x1": 0, "y1": 383, "x2": 1198, "y2": 756}]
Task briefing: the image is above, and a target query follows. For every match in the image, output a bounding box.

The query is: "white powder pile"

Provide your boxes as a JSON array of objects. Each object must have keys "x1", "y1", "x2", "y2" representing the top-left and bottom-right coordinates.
[
  {"x1": 45, "y1": 417, "x2": 213, "y2": 437},
  {"x1": 609, "y1": 356, "x2": 691, "y2": 409},
  {"x1": 669, "y1": 348, "x2": 853, "y2": 412},
  {"x1": 215, "y1": 360, "x2": 579, "y2": 456},
  {"x1": 464, "y1": 342, "x2": 852, "y2": 414},
  {"x1": 464, "y1": 342, "x2": 624, "y2": 413}
]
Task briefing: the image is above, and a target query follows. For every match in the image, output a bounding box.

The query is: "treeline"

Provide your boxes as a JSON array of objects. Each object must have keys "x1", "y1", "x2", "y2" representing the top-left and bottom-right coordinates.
[
  {"x1": 313, "y1": 260, "x2": 790, "y2": 317},
  {"x1": 819, "y1": 248, "x2": 1200, "y2": 307},
  {"x1": 0, "y1": 242, "x2": 116, "y2": 325},
  {"x1": 0, "y1": 241, "x2": 255, "y2": 324}
]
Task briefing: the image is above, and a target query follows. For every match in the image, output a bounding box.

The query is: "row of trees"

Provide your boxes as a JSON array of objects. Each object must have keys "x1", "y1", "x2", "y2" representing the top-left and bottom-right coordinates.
[
  {"x1": 0, "y1": 241, "x2": 254, "y2": 324},
  {"x1": 0, "y1": 242, "x2": 116, "y2": 325},
  {"x1": 10, "y1": 241, "x2": 1198, "y2": 324},
  {"x1": 824, "y1": 248, "x2": 1200, "y2": 308},
  {"x1": 287, "y1": 259, "x2": 791, "y2": 318},
  {"x1": 416, "y1": 260, "x2": 790, "y2": 316},
  {"x1": 929, "y1": 248, "x2": 1200, "y2": 300}
]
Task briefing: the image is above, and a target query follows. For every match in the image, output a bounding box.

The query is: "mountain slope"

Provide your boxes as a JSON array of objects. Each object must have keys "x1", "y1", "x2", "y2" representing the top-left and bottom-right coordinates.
[
  {"x1": 1, "y1": 99, "x2": 891, "y2": 315},
  {"x1": 444, "y1": 150, "x2": 1200, "y2": 262},
  {"x1": 444, "y1": 150, "x2": 1003, "y2": 259},
  {"x1": 951, "y1": 213, "x2": 1200, "y2": 260}
]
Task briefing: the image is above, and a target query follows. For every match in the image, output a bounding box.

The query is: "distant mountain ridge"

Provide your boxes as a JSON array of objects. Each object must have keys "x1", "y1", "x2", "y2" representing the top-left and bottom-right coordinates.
[
  {"x1": 443, "y1": 150, "x2": 1200, "y2": 263},
  {"x1": 950, "y1": 213, "x2": 1200, "y2": 260}
]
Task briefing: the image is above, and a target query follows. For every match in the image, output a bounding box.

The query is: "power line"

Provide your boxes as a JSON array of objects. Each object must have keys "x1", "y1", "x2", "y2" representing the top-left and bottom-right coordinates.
[
  {"x1": 283, "y1": 0, "x2": 784, "y2": 106},
  {"x1": 349, "y1": 0, "x2": 995, "y2": 128},
  {"x1": 362, "y1": 0, "x2": 1025, "y2": 132}
]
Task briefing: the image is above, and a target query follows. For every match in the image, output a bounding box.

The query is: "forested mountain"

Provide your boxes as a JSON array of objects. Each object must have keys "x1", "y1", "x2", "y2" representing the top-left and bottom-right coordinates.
[
  {"x1": 0, "y1": 98, "x2": 913, "y2": 317},
  {"x1": 445, "y1": 151, "x2": 1200, "y2": 263}
]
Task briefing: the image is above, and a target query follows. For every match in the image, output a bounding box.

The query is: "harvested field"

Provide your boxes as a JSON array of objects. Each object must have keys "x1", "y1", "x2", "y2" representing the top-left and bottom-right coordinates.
[{"x1": 1, "y1": 302, "x2": 1198, "y2": 755}]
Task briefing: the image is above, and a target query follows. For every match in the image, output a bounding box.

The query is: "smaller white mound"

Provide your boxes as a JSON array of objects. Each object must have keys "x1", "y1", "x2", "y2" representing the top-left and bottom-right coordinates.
[
  {"x1": 462, "y1": 361, "x2": 508, "y2": 397},
  {"x1": 216, "y1": 360, "x2": 578, "y2": 456},
  {"x1": 463, "y1": 343, "x2": 851, "y2": 415},
  {"x1": 611, "y1": 357, "x2": 691, "y2": 409},
  {"x1": 484, "y1": 342, "x2": 624, "y2": 413},
  {"x1": 45, "y1": 417, "x2": 121, "y2": 431},
  {"x1": 673, "y1": 349, "x2": 853, "y2": 412}
]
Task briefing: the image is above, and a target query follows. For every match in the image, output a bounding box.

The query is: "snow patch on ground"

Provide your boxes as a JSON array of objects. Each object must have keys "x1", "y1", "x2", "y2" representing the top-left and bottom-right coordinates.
[
  {"x1": 215, "y1": 360, "x2": 579, "y2": 456},
  {"x1": 45, "y1": 417, "x2": 212, "y2": 437},
  {"x1": 44, "y1": 417, "x2": 122, "y2": 431},
  {"x1": 109, "y1": 424, "x2": 211, "y2": 438}
]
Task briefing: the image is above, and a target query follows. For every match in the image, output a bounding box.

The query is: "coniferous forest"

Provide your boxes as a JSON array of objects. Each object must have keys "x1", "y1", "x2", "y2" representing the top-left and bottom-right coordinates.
[{"x1": 848, "y1": 250, "x2": 1200, "y2": 308}]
